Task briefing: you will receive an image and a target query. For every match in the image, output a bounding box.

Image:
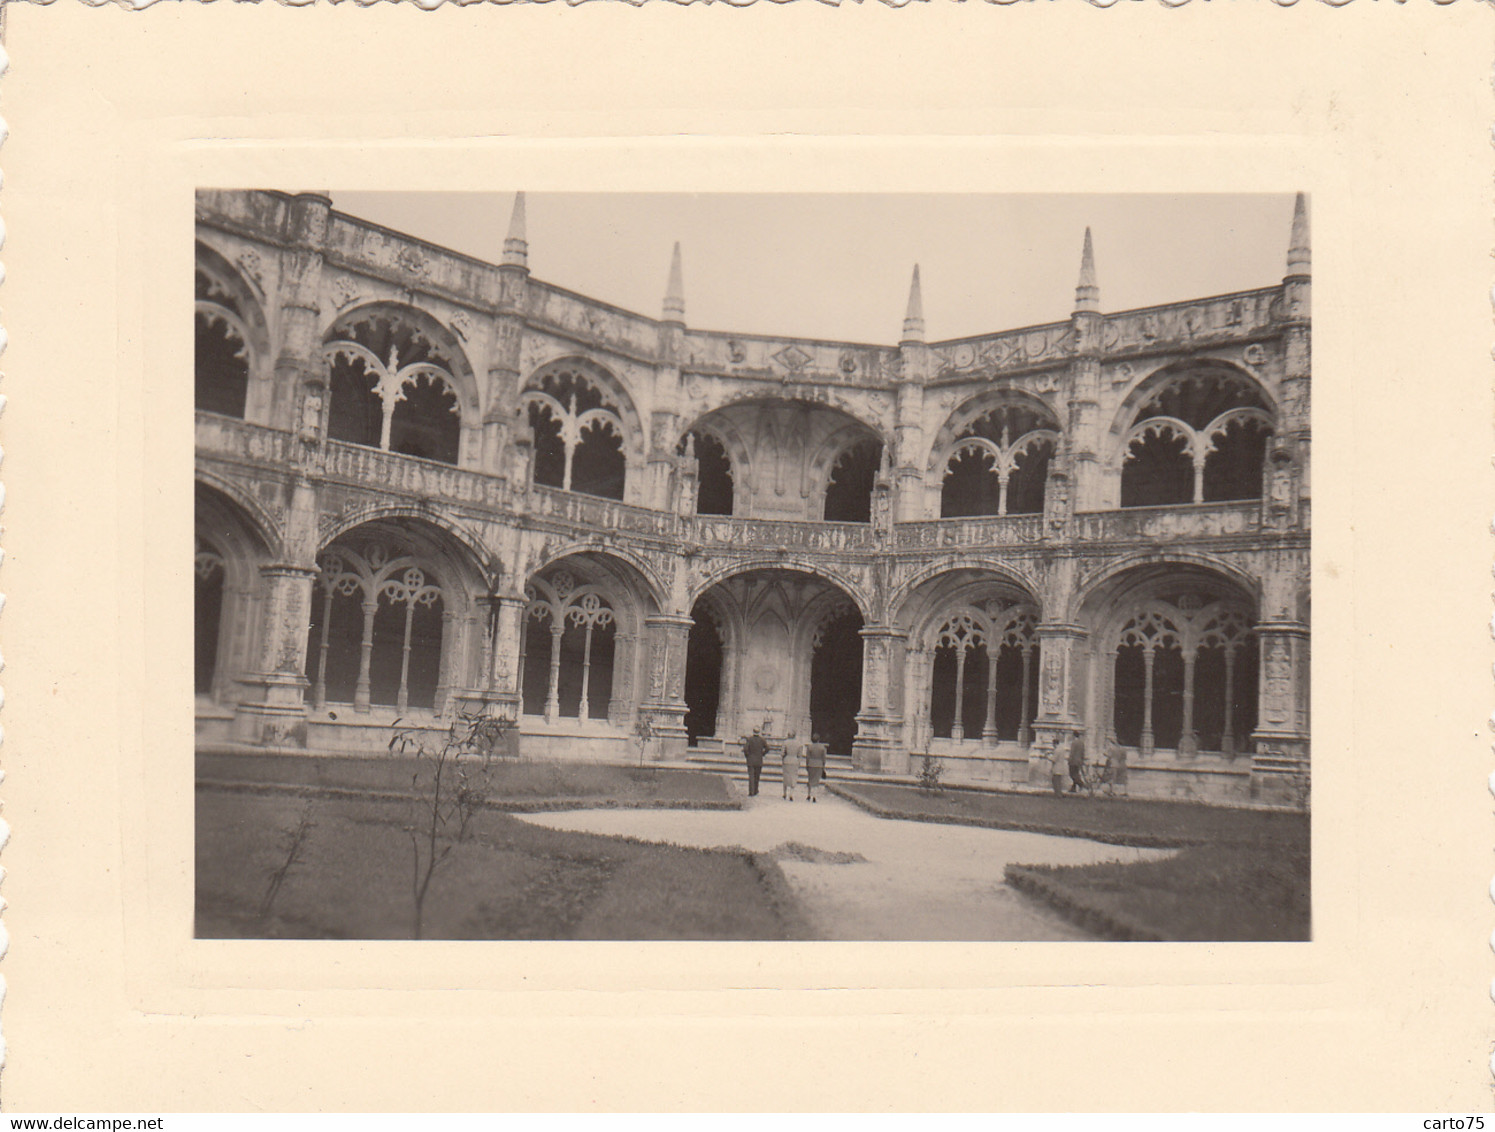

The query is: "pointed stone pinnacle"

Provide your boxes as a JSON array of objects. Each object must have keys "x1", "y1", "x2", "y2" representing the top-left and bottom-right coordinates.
[
  {"x1": 663, "y1": 242, "x2": 686, "y2": 323},
  {"x1": 1286, "y1": 193, "x2": 1310, "y2": 278},
  {"x1": 902, "y1": 265, "x2": 925, "y2": 343},
  {"x1": 502, "y1": 192, "x2": 528, "y2": 269},
  {"x1": 1074, "y1": 227, "x2": 1100, "y2": 314}
]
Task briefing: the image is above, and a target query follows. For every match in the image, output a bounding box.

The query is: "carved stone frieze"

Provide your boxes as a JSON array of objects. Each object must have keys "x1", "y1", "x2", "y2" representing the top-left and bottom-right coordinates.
[
  {"x1": 933, "y1": 325, "x2": 1073, "y2": 380},
  {"x1": 330, "y1": 275, "x2": 362, "y2": 311}
]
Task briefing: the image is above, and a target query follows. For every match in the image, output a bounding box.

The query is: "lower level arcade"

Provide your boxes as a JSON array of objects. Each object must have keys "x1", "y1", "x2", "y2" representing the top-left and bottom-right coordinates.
[{"x1": 195, "y1": 482, "x2": 1309, "y2": 804}]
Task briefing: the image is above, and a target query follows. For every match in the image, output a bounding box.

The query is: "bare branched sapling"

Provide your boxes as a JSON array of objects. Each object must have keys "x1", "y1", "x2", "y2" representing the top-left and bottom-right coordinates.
[{"x1": 389, "y1": 709, "x2": 515, "y2": 939}]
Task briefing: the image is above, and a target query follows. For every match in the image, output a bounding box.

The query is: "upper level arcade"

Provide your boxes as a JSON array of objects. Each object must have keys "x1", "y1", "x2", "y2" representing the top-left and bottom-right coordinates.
[{"x1": 195, "y1": 191, "x2": 1310, "y2": 560}]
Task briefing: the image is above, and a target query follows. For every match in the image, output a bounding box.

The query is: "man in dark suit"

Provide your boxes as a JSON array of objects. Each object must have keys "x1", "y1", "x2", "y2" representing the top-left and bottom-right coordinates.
[{"x1": 742, "y1": 728, "x2": 768, "y2": 797}]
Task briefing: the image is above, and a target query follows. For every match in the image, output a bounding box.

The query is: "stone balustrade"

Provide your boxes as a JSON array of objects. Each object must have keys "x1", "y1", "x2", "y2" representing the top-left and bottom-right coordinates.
[
  {"x1": 687, "y1": 515, "x2": 880, "y2": 552},
  {"x1": 195, "y1": 413, "x2": 293, "y2": 466},
  {"x1": 200, "y1": 415, "x2": 1271, "y2": 553},
  {"x1": 930, "y1": 321, "x2": 1074, "y2": 379},
  {"x1": 527, "y1": 485, "x2": 678, "y2": 538},
  {"x1": 895, "y1": 514, "x2": 1046, "y2": 549},
  {"x1": 1074, "y1": 501, "x2": 1260, "y2": 542},
  {"x1": 683, "y1": 331, "x2": 897, "y2": 387},
  {"x1": 322, "y1": 441, "x2": 509, "y2": 508}
]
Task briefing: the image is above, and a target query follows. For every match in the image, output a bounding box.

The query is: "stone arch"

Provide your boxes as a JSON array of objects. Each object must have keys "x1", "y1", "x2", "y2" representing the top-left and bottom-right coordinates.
[
  {"x1": 307, "y1": 516, "x2": 491, "y2": 716},
  {"x1": 325, "y1": 302, "x2": 478, "y2": 411},
  {"x1": 694, "y1": 392, "x2": 889, "y2": 446},
  {"x1": 1071, "y1": 550, "x2": 1263, "y2": 625},
  {"x1": 518, "y1": 549, "x2": 665, "y2": 726},
  {"x1": 317, "y1": 503, "x2": 493, "y2": 586},
  {"x1": 809, "y1": 423, "x2": 884, "y2": 523},
  {"x1": 527, "y1": 542, "x2": 669, "y2": 618},
  {"x1": 193, "y1": 468, "x2": 284, "y2": 560},
  {"x1": 683, "y1": 588, "x2": 735, "y2": 745},
  {"x1": 1109, "y1": 358, "x2": 1277, "y2": 445},
  {"x1": 676, "y1": 426, "x2": 738, "y2": 517},
  {"x1": 323, "y1": 301, "x2": 480, "y2": 466},
  {"x1": 892, "y1": 566, "x2": 1044, "y2": 751},
  {"x1": 1075, "y1": 559, "x2": 1260, "y2": 759},
  {"x1": 677, "y1": 414, "x2": 752, "y2": 482},
  {"x1": 525, "y1": 355, "x2": 645, "y2": 461},
  {"x1": 680, "y1": 395, "x2": 888, "y2": 521},
  {"x1": 1109, "y1": 360, "x2": 1276, "y2": 506},
  {"x1": 888, "y1": 557, "x2": 1043, "y2": 624},
  {"x1": 196, "y1": 481, "x2": 277, "y2": 704},
  {"x1": 926, "y1": 388, "x2": 1062, "y2": 476},
  {"x1": 676, "y1": 414, "x2": 752, "y2": 517},
  {"x1": 926, "y1": 393, "x2": 1061, "y2": 520},
  {"x1": 195, "y1": 240, "x2": 273, "y2": 420},
  {"x1": 690, "y1": 565, "x2": 867, "y2": 751},
  {"x1": 689, "y1": 558, "x2": 873, "y2": 622}
]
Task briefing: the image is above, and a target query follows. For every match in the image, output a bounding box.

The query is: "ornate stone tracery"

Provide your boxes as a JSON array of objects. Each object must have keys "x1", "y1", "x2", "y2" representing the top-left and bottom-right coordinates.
[
  {"x1": 1119, "y1": 366, "x2": 1276, "y2": 507},
  {"x1": 522, "y1": 571, "x2": 620, "y2": 723},
  {"x1": 1109, "y1": 590, "x2": 1255, "y2": 758},
  {"x1": 323, "y1": 309, "x2": 467, "y2": 465},
  {"x1": 923, "y1": 599, "x2": 1039, "y2": 745},
  {"x1": 523, "y1": 363, "x2": 631, "y2": 500},
  {"x1": 309, "y1": 538, "x2": 451, "y2": 714}
]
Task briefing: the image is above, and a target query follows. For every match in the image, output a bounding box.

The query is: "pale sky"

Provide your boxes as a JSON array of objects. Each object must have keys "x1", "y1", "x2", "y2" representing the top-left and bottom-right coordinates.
[{"x1": 334, "y1": 192, "x2": 1300, "y2": 346}]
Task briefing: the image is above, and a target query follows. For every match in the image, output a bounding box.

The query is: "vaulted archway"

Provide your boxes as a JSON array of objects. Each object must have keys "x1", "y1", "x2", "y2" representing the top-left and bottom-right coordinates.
[
  {"x1": 306, "y1": 518, "x2": 487, "y2": 716},
  {"x1": 687, "y1": 568, "x2": 863, "y2": 751},
  {"x1": 195, "y1": 242, "x2": 270, "y2": 421},
  {"x1": 323, "y1": 305, "x2": 475, "y2": 466},
  {"x1": 936, "y1": 402, "x2": 1059, "y2": 518},
  {"x1": 524, "y1": 361, "x2": 633, "y2": 500},
  {"x1": 1118, "y1": 364, "x2": 1274, "y2": 507}
]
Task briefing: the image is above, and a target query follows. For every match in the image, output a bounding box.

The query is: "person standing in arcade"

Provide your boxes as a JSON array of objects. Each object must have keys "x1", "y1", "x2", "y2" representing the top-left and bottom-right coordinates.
[{"x1": 742, "y1": 727, "x2": 768, "y2": 797}]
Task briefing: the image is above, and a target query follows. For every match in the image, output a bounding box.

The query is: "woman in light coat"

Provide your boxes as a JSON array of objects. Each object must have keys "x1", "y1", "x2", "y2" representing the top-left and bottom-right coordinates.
[
  {"x1": 781, "y1": 731, "x2": 803, "y2": 800},
  {"x1": 804, "y1": 733, "x2": 828, "y2": 803}
]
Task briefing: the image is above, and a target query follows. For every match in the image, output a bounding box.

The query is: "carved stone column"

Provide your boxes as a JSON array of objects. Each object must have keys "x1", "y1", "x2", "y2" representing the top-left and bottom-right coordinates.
[
  {"x1": 1029, "y1": 622, "x2": 1088, "y2": 781},
  {"x1": 1250, "y1": 618, "x2": 1311, "y2": 803},
  {"x1": 275, "y1": 194, "x2": 330, "y2": 442},
  {"x1": 716, "y1": 630, "x2": 737, "y2": 740},
  {"x1": 233, "y1": 476, "x2": 319, "y2": 747},
  {"x1": 482, "y1": 593, "x2": 526, "y2": 720},
  {"x1": 230, "y1": 563, "x2": 317, "y2": 746},
  {"x1": 640, "y1": 613, "x2": 692, "y2": 756},
  {"x1": 607, "y1": 631, "x2": 636, "y2": 727},
  {"x1": 1178, "y1": 647, "x2": 1199, "y2": 756},
  {"x1": 853, "y1": 626, "x2": 907, "y2": 774},
  {"x1": 354, "y1": 597, "x2": 378, "y2": 713}
]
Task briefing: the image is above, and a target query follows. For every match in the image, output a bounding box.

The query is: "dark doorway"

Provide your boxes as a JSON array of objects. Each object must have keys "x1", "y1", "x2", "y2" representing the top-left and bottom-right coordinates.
[
  {"x1": 823, "y1": 440, "x2": 881, "y2": 523},
  {"x1": 810, "y1": 607, "x2": 864, "y2": 755},
  {"x1": 680, "y1": 431, "x2": 734, "y2": 516},
  {"x1": 684, "y1": 605, "x2": 725, "y2": 745},
  {"x1": 195, "y1": 557, "x2": 225, "y2": 695}
]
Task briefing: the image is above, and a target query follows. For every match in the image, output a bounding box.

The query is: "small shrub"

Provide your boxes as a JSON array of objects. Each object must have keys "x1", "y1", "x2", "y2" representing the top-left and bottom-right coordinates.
[
  {"x1": 635, "y1": 714, "x2": 656, "y2": 768},
  {"x1": 917, "y1": 754, "x2": 945, "y2": 795}
]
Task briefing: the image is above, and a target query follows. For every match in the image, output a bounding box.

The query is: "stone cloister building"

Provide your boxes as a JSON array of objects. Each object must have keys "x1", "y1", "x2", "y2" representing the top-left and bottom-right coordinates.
[{"x1": 195, "y1": 190, "x2": 1310, "y2": 804}]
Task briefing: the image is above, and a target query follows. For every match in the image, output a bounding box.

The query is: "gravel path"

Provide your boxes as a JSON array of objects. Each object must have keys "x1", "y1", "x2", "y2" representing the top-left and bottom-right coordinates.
[{"x1": 513, "y1": 787, "x2": 1172, "y2": 941}]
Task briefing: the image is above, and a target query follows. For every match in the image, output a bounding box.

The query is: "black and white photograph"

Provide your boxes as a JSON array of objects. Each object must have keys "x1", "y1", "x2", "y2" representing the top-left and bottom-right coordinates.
[
  {"x1": 13, "y1": 0, "x2": 1494, "y2": 1113},
  {"x1": 194, "y1": 190, "x2": 1311, "y2": 943}
]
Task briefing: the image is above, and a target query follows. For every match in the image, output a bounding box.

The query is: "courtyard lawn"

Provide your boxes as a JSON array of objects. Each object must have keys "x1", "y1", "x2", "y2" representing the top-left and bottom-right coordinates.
[
  {"x1": 832, "y1": 780, "x2": 1307, "y2": 847},
  {"x1": 1005, "y1": 839, "x2": 1310, "y2": 942},
  {"x1": 834, "y1": 781, "x2": 1310, "y2": 941},
  {"x1": 196, "y1": 787, "x2": 803, "y2": 939},
  {"x1": 197, "y1": 752, "x2": 734, "y2": 809}
]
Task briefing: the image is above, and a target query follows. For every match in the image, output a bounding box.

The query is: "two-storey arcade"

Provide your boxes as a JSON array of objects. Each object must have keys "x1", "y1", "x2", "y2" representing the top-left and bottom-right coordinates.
[{"x1": 194, "y1": 191, "x2": 1310, "y2": 804}]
